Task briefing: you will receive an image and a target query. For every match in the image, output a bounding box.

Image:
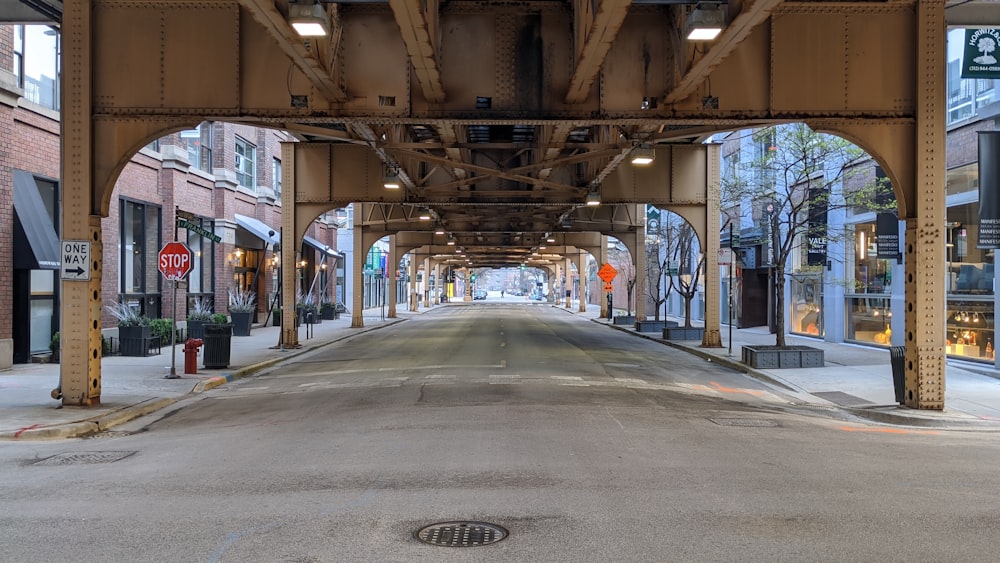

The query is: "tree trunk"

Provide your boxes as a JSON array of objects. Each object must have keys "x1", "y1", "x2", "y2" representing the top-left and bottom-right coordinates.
[
  {"x1": 774, "y1": 266, "x2": 786, "y2": 347},
  {"x1": 683, "y1": 296, "x2": 693, "y2": 328}
]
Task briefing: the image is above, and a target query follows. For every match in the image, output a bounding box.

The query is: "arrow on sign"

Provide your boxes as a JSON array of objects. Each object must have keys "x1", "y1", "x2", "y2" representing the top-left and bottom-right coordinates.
[{"x1": 64, "y1": 266, "x2": 85, "y2": 277}]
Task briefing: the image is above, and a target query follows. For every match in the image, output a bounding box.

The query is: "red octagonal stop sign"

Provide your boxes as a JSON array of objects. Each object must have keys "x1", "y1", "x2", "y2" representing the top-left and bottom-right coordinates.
[{"x1": 158, "y1": 241, "x2": 193, "y2": 281}]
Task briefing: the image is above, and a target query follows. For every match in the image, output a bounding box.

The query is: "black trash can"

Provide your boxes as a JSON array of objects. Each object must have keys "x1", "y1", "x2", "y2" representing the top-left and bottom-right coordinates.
[
  {"x1": 203, "y1": 323, "x2": 232, "y2": 369},
  {"x1": 889, "y1": 345, "x2": 905, "y2": 404}
]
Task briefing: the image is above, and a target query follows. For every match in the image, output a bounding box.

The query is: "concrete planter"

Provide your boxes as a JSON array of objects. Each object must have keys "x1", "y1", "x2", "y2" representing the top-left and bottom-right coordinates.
[
  {"x1": 612, "y1": 315, "x2": 636, "y2": 326},
  {"x1": 635, "y1": 320, "x2": 677, "y2": 333},
  {"x1": 663, "y1": 326, "x2": 705, "y2": 341},
  {"x1": 742, "y1": 345, "x2": 825, "y2": 369},
  {"x1": 119, "y1": 325, "x2": 152, "y2": 357}
]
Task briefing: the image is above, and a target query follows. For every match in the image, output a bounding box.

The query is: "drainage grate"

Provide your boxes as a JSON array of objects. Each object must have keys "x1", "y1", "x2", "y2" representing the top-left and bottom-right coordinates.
[
  {"x1": 415, "y1": 521, "x2": 508, "y2": 547},
  {"x1": 33, "y1": 451, "x2": 137, "y2": 466},
  {"x1": 813, "y1": 391, "x2": 875, "y2": 407},
  {"x1": 709, "y1": 418, "x2": 779, "y2": 428}
]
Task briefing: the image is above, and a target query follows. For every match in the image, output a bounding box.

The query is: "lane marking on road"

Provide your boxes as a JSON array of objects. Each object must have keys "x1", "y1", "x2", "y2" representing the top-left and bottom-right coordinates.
[
  {"x1": 605, "y1": 363, "x2": 641, "y2": 368},
  {"x1": 838, "y1": 426, "x2": 941, "y2": 435},
  {"x1": 426, "y1": 374, "x2": 456, "y2": 379},
  {"x1": 552, "y1": 376, "x2": 584, "y2": 380},
  {"x1": 271, "y1": 364, "x2": 505, "y2": 379},
  {"x1": 489, "y1": 374, "x2": 521, "y2": 384}
]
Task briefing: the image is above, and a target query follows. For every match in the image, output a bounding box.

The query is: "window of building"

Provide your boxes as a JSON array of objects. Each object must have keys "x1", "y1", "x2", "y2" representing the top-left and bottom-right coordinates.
[
  {"x1": 845, "y1": 222, "x2": 894, "y2": 346},
  {"x1": 235, "y1": 136, "x2": 256, "y2": 190},
  {"x1": 181, "y1": 123, "x2": 213, "y2": 172},
  {"x1": 272, "y1": 157, "x2": 282, "y2": 196},
  {"x1": 119, "y1": 199, "x2": 162, "y2": 318},
  {"x1": 14, "y1": 25, "x2": 60, "y2": 110}
]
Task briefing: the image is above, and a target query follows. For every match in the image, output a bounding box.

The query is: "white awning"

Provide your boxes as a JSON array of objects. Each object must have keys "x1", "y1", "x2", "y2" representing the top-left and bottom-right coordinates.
[{"x1": 234, "y1": 213, "x2": 280, "y2": 247}]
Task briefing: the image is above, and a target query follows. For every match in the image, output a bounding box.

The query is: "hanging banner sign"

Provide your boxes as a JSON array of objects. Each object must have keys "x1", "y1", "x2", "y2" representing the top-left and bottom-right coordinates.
[
  {"x1": 806, "y1": 186, "x2": 828, "y2": 266},
  {"x1": 978, "y1": 132, "x2": 1000, "y2": 248},
  {"x1": 962, "y1": 28, "x2": 1000, "y2": 79},
  {"x1": 875, "y1": 213, "x2": 900, "y2": 259}
]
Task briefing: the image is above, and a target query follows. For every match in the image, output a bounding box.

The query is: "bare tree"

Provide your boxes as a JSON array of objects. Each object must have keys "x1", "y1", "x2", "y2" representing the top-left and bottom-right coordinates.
[
  {"x1": 645, "y1": 221, "x2": 674, "y2": 321},
  {"x1": 722, "y1": 124, "x2": 893, "y2": 347},
  {"x1": 669, "y1": 222, "x2": 705, "y2": 328}
]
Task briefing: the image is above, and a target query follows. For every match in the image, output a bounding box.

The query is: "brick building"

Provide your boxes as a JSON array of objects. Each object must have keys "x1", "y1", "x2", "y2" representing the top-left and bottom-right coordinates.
[{"x1": 1, "y1": 23, "x2": 340, "y2": 368}]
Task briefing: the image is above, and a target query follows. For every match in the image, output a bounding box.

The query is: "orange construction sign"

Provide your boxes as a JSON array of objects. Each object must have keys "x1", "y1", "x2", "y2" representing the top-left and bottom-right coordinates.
[{"x1": 598, "y1": 263, "x2": 618, "y2": 283}]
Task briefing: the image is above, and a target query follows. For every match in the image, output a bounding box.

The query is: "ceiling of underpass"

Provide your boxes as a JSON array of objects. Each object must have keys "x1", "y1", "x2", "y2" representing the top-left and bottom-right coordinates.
[{"x1": 6, "y1": 0, "x2": 1000, "y2": 269}]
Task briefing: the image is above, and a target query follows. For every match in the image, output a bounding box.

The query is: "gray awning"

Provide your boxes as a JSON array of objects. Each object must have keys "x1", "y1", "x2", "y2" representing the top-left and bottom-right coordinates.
[
  {"x1": 303, "y1": 235, "x2": 344, "y2": 259},
  {"x1": 13, "y1": 170, "x2": 60, "y2": 270},
  {"x1": 234, "y1": 213, "x2": 280, "y2": 248}
]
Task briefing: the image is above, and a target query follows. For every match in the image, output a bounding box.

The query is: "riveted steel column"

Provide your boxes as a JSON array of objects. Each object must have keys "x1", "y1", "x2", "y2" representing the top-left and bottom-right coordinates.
[
  {"x1": 352, "y1": 222, "x2": 366, "y2": 328},
  {"x1": 600, "y1": 236, "x2": 610, "y2": 318},
  {"x1": 422, "y1": 257, "x2": 431, "y2": 308},
  {"x1": 409, "y1": 254, "x2": 418, "y2": 311},
  {"x1": 702, "y1": 143, "x2": 723, "y2": 347},
  {"x1": 577, "y1": 251, "x2": 587, "y2": 313},
  {"x1": 387, "y1": 235, "x2": 398, "y2": 317},
  {"x1": 59, "y1": 0, "x2": 102, "y2": 406},
  {"x1": 280, "y1": 144, "x2": 300, "y2": 348},
  {"x1": 564, "y1": 259, "x2": 572, "y2": 307},
  {"x1": 433, "y1": 262, "x2": 441, "y2": 304},
  {"x1": 903, "y1": 1, "x2": 946, "y2": 409},
  {"x1": 633, "y1": 213, "x2": 647, "y2": 321}
]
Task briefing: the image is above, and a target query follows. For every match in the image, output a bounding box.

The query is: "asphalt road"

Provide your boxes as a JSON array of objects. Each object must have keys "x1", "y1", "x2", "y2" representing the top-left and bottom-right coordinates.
[{"x1": 2, "y1": 304, "x2": 1000, "y2": 562}]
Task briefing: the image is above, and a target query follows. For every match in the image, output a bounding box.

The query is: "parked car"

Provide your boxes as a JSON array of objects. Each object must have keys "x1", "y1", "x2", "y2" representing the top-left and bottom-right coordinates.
[{"x1": 474, "y1": 290, "x2": 488, "y2": 300}]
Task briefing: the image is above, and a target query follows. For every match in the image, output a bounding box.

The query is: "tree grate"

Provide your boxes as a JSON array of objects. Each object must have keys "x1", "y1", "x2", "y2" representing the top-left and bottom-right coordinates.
[
  {"x1": 33, "y1": 451, "x2": 137, "y2": 466},
  {"x1": 415, "y1": 521, "x2": 508, "y2": 547},
  {"x1": 709, "y1": 418, "x2": 780, "y2": 428}
]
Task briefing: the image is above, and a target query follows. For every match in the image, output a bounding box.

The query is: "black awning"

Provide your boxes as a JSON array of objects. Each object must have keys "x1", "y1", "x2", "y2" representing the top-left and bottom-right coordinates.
[
  {"x1": 302, "y1": 235, "x2": 344, "y2": 259},
  {"x1": 13, "y1": 170, "x2": 60, "y2": 270},
  {"x1": 234, "y1": 213, "x2": 280, "y2": 249}
]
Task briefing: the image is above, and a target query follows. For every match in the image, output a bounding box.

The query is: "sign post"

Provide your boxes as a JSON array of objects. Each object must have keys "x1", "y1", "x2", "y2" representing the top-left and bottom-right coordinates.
[
  {"x1": 598, "y1": 263, "x2": 618, "y2": 320},
  {"x1": 158, "y1": 242, "x2": 193, "y2": 379}
]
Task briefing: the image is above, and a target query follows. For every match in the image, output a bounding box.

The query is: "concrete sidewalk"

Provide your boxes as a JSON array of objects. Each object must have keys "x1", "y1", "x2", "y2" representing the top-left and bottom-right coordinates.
[
  {"x1": 576, "y1": 305, "x2": 1000, "y2": 429},
  {"x1": 3, "y1": 301, "x2": 1000, "y2": 441},
  {"x1": 0, "y1": 310, "x2": 406, "y2": 440}
]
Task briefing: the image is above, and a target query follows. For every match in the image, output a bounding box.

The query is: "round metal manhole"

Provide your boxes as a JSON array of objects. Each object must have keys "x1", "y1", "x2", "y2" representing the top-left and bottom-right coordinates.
[{"x1": 415, "y1": 521, "x2": 508, "y2": 547}]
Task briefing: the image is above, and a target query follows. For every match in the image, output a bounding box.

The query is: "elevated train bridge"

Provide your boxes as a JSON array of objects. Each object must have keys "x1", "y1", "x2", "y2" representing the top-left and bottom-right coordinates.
[{"x1": 6, "y1": 0, "x2": 997, "y2": 409}]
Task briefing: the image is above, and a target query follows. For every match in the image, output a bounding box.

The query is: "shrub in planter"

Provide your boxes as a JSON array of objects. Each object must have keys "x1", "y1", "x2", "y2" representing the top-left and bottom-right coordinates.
[
  {"x1": 187, "y1": 296, "x2": 213, "y2": 339},
  {"x1": 228, "y1": 288, "x2": 256, "y2": 337},
  {"x1": 105, "y1": 300, "x2": 151, "y2": 356},
  {"x1": 49, "y1": 331, "x2": 60, "y2": 363}
]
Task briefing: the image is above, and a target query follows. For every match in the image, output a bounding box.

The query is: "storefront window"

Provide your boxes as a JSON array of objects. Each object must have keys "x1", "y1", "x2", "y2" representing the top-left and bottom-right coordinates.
[
  {"x1": 119, "y1": 199, "x2": 162, "y2": 318},
  {"x1": 946, "y1": 301, "x2": 995, "y2": 361},
  {"x1": 846, "y1": 221, "x2": 894, "y2": 346},
  {"x1": 789, "y1": 274, "x2": 823, "y2": 337}
]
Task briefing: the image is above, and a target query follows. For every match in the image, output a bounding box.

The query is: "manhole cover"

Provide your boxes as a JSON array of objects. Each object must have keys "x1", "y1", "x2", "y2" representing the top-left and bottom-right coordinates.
[
  {"x1": 709, "y1": 418, "x2": 779, "y2": 427},
  {"x1": 33, "y1": 451, "x2": 137, "y2": 466},
  {"x1": 415, "y1": 521, "x2": 508, "y2": 547}
]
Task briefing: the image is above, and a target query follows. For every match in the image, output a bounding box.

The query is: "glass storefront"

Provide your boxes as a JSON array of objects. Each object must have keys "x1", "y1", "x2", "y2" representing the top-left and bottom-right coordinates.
[
  {"x1": 846, "y1": 222, "x2": 894, "y2": 346},
  {"x1": 789, "y1": 274, "x2": 823, "y2": 337},
  {"x1": 945, "y1": 202, "x2": 995, "y2": 362}
]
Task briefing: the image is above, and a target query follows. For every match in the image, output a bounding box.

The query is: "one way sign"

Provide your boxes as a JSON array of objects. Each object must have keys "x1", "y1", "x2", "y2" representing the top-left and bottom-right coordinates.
[{"x1": 61, "y1": 241, "x2": 91, "y2": 281}]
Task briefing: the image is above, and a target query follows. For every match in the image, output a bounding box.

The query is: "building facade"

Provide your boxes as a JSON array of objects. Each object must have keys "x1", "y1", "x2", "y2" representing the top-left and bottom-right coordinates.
[{"x1": 1, "y1": 24, "x2": 341, "y2": 368}]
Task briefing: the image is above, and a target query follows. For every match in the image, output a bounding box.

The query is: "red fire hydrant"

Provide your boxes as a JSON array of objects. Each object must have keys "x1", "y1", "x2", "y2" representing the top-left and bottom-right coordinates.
[{"x1": 184, "y1": 338, "x2": 203, "y2": 374}]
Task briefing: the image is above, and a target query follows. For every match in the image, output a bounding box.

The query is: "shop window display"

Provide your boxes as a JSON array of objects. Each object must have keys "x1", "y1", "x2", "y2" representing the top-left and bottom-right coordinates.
[
  {"x1": 790, "y1": 274, "x2": 823, "y2": 337},
  {"x1": 845, "y1": 222, "x2": 894, "y2": 346}
]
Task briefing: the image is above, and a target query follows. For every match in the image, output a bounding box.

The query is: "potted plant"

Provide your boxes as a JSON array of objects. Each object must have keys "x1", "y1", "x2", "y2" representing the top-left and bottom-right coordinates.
[
  {"x1": 271, "y1": 306, "x2": 281, "y2": 327},
  {"x1": 228, "y1": 287, "x2": 256, "y2": 336},
  {"x1": 320, "y1": 296, "x2": 335, "y2": 320},
  {"x1": 49, "y1": 331, "x2": 60, "y2": 363},
  {"x1": 105, "y1": 299, "x2": 151, "y2": 356},
  {"x1": 187, "y1": 296, "x2": 213, "y2": 340}
]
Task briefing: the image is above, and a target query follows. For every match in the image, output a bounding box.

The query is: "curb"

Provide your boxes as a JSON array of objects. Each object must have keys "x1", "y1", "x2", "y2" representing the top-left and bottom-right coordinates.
[
  {"x1": 1, "y1": 318, "x2": 408, "y2": 441},
  {"x1": 592, "y1": 317, "x2": 1000, "y2": 430}
]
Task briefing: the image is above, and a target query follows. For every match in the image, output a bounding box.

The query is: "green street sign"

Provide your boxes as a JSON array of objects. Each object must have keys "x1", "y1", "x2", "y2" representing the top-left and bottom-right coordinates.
[{"x1": 177, "y1": 218, "x2": 221, "y2": 243}]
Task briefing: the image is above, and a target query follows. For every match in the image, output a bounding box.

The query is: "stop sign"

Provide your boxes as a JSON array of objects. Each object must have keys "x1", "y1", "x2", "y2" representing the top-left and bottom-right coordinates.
[{"x1": 158, "y1": 242, "x2": 193, "y2": 280}]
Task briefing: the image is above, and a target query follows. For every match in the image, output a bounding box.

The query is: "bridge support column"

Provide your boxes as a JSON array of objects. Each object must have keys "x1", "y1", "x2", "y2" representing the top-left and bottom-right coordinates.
[
  {"x1": 632, "y1": 212, "x2": 647, "y2": 321},
  {"x1": 577, "y1": 251, "x2": 587, "y2": 313},
  {"x1": 433, "y1": 262, "x2": 441, "y2": 304},
  {"x1": 600, "y1": 236, "x2": 610, "y2": 318},
  {"x1": 59, "y1": 0, "x2": 103, "y2": 406},
  {"x1": 388, "y1": 235, "x2": 398, "y2": 317},
  {"x1": 409, "y1": 254, "x2": 419, "y2": 311},
  {"x1": 422, "y1": 257, "x2": 430, "y2": 308},
  {"x1": 701, "y1": 143, "x2": 723, "y2": 347}
]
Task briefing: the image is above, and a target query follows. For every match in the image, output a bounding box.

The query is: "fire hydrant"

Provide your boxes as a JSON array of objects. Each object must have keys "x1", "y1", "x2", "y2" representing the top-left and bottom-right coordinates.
[{"x1": 184, "y1": 338, "x2": 203, "y2": 374}]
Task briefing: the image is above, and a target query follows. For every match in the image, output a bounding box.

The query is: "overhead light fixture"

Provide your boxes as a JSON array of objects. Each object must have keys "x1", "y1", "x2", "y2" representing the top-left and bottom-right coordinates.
[
  {"x1": 685, "y1": 3, "x2": 725, "y2": 41},
  {"x1": 586, "y1": 190, "x2": 601, "y2": 206},
  {"x1": 435, "y1": 228, "x2": 445, "y2": 235},
  {"x1": 288, "y1": 2, "x2": 330, "y2": 37},
  {"x1": 419, "y1": 213, "x2": 431, "y2": 221},
  {"x1": 383, "y1": 165, "x2": 401, "y2": 189},
  {"x1": 630, "y1": 144, "x2": 655, "y2": 166}
]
